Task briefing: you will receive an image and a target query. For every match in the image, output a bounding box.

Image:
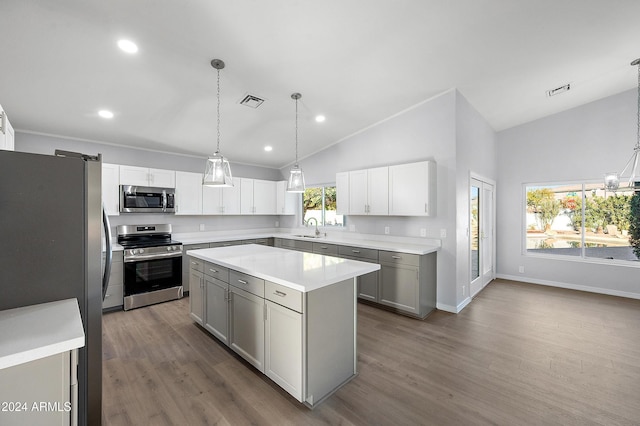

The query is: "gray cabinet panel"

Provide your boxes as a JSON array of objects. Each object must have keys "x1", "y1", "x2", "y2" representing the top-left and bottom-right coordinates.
[
  {"x1": 379, "y1": 263, "x2": 420, "y2": 315},
  {"x1": 229, "y1": 286, "x2": 265, "y2": 372},
  {"x1": 182, "y1": 243, "x2": 209, "y2": 293},
  {"x1": 205, "y1": 276, "x2": 229, "y2": 345}
]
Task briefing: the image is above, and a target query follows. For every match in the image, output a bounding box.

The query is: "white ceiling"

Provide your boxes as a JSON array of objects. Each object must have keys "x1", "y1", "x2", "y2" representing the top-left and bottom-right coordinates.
[{"x1": 2, "y1": 1, "x2": 640, "y2": 169}]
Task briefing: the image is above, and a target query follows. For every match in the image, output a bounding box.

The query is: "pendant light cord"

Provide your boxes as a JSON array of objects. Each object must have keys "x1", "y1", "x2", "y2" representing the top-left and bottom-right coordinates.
[
  {"x1": 295, "y1": 96, "x2": 299, "y2": 166},
  {"x1": 216, "y1": 68, "x2": 221, "y2": 153}
]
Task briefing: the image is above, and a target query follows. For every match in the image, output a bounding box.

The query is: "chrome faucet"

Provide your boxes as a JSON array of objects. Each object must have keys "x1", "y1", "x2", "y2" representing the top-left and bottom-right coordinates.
[{"x1": 306, "y1": 217, "x2": 320, "y2": 236}]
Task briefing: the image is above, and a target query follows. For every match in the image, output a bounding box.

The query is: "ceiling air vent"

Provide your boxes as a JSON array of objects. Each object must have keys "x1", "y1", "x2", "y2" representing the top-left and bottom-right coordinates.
[
  {"x1": 546, "y1": 83, "x2": 570, "y2": 97},
  {"x1": 238, "y1": 94, "x2": 265, "y2": 108}
]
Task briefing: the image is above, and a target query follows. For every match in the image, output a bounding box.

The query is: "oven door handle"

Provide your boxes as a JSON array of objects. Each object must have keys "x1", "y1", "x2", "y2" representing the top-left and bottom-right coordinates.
[{"x1": 124, "y1": 251, "x2": 183, "y2": 262}]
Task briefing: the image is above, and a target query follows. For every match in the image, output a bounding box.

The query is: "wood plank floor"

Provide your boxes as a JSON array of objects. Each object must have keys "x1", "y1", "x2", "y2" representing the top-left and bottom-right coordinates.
[{"x1": 102, "y1": 279, "x2": 640, "y2": 425}]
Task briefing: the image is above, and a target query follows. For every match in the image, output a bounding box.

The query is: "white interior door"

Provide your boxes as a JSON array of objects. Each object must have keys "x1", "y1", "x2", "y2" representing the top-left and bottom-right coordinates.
[{"x1": 470, "y1": 177, "x2": 495, "y2": 297}]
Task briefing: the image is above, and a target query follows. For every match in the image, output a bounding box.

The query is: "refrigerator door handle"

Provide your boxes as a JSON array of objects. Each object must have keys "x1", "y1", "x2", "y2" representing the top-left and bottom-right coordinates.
[{"x1": 102, "y1": 204, "x2": 113, "y2": 301}]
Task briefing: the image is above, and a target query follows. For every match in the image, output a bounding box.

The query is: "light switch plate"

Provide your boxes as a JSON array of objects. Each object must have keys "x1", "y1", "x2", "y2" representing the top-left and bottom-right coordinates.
[
  {"x1": 440, "y1": 229, "x2": 447, "y2": 238},
  {"x1": 384, "y1": 226, "x2": 390, "y2": 234},
  {"x1": 199, "y1": 224, "x2": 205, "y2": 231},
  {"x1": 420, "y1": 228, "x2": 426, "y2": 237}
]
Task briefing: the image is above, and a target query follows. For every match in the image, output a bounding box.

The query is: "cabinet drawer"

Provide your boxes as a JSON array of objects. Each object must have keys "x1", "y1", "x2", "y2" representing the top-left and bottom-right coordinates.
[
  {"x1": 189, "y1": 257, "x2": 205, "y2": 273},
  {"x1": 279, "y1": 238, "x2": 313, "y2": 252},
  {"x1": 379, "y1": 250, "x2": 420, "y2": 267},
  {"x1": 205, "y1": 262, "x2": 229, "y2": 283},
  {"x1": 230, "y1": 270, "x2": 265, "y2": 297},
  {"x1": 338, "y1": 245, "x2": 378, "y2": 261},
  {"x1": 312, "y1": 242, "x2": 338, "y2": 256},
  {"x1": 265, "y1": 281, "x2": 303, "y2": 313}
]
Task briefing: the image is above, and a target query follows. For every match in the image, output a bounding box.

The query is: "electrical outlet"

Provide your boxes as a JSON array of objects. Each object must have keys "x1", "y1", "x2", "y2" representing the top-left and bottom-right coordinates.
[
  {"x1": 420, "y1": 228, "x2": 427, "y2": 237},
  {"x1": 349, "y1": 225, "x2": 356, "y2": 232},
  {"x1": 384, "y1": 226, "x2": 390, "y2": 235},
  {"x1": 199, "y1": 224, "x2": 205, "y2": 231},
  {"x1": 518, "y1": 266, "x2": 525, "y2": 273},
  {"x1": 275, "y1": 221, "x2": 279, "y2": 228},
  {"x1": 440, "y1": 228, "x2": 447, "y2": 238}
]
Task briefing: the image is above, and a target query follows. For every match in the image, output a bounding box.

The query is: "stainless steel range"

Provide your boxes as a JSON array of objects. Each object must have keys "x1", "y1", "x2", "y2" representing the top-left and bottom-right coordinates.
[{"x1": 117, "y1": 224, "x2": 183, "y2": 310}]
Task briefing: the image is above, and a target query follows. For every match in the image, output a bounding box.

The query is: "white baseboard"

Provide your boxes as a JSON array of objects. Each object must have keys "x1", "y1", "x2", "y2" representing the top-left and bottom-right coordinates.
[
  {"x1": 437, "y1": 296, "x2": 472, "y2": 314},
  {"x1": 496, "y1": 274, "x2": 640, "y2": 300}
]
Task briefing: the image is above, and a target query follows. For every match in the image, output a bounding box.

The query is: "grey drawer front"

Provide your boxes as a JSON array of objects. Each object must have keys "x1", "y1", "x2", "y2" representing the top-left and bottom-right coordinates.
[
  {"x1": 265, "y1": 281, "x2": 303, "y2": 313},
  {"x1": 230, "y1": 270, "x2": 265, "y2": 297},
  {"x1": 189, "y1": 257, "x2": 205, "y2": 273},
  {"x1": 338, "y1": 245, "x2": 378, "y2": 261},
  {"x1": 379, "y1": 250, "x2": 420, "y2": 267},
  {"x1": 205, "y1": 262, "x2": 229, "y2": 283},
  {"x1": 280, "y1": 238, "x2": 313, "y2": 252},
  {"x1": 185, "y1": 243, "x2": 210, "y2": 251},
  {"x1": 312, "y1": 242, "x2": 338, "y2": 255}
]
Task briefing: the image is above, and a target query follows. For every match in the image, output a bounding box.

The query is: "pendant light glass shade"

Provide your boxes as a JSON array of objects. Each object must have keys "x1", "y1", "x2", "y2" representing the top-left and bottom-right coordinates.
[
  {"x1": 605, "y1": 58, "x2": 640, "y2": 190},
  {"x1": 287, "y1": 92, "x2": 305, "y2": 193},
  {"x1": 287, "y1": 164, "x2": 305, "y2": 193},
  {"x1": 203, "y1": 151, "x2": 233, "y2": 186},
  {"x1": 203, "y1": 58, "x2": 233, "y2": 187}
]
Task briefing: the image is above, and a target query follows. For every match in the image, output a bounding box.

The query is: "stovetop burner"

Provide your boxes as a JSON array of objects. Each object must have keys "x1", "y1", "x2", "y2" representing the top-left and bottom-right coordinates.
[{"x1": 116, "y1": 224, "x2": 182, "y2": 249}]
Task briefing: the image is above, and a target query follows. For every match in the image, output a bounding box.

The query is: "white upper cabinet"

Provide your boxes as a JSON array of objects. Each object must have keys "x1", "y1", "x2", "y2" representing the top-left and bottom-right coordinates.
[
  {"x1": 203, "y1": 177, "x2": 241, "y2": 215},
  {"x1": 276, "y1": 181, "x2": 297, "y2": 215},
  {"x1": 349, "y1": 166, "x2": 388, "y2": 215},
  {"x1": 335, "y1": 172, "x2": 349, "y2": 215},
  {"x1": 175, "y1": 171, "x2": 203, "y2": 215},
  {"x1": 388, "y1": 160, "x2": 436, "y2": 216},
  {"x1": 241, "y1": 178, "x2": 277, "y2": 215},
  {"x1": 102, "y1": 163, "x2": 120, "y2": 216},
  {"x1": 0, "y1": 104, "x2": 15, "y2": 151},
  {"x1": 119, "y1": 165, "x2": 175, "y2": 188}
]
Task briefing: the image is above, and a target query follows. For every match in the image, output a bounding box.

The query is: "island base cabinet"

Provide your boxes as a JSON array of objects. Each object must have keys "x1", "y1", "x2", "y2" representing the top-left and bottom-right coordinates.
[
  {"x1": 265, "y1": 300, "x2": 303, "y2": 401},
  {"x1": 229, "y1": 286, "x2": 265, "y2": 372},
  {"x1": 304, "y1": 278, "x2": 356, "y2": 407},
  {"x1": 189, "y1": 269, "x2": 204, "y2": 325},
  {"x1": 205, "y1": 277, "x2": 229, "y2": 345}
]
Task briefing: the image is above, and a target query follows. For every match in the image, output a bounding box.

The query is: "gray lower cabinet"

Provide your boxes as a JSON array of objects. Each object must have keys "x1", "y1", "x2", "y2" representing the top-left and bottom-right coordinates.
[
  {"x1": 379, "y1": 250, "x2": 436, "y2": 318},
  {"x1": 204, "y1": 275, "x2": 229, "y2": 345},
  {"x1": 277, "y1": 238, "x2": 313, "y2": 252},
  {"x1": 312, "y1": 242, "x2": 338, "y2": 256},
  {"x1": 265, "y1": 298, "x2": 302, "y2": 399},
  {"x1": 103, "y1": 250, "x2": 124, "y2": 310},
  {"x1": 337, "y1": 245, "x2": 379, "y2": 302},
  {"x1": 189, "y1": 258, "x2": 205, "y2": 325},
  {"x1": 182, "y1": 243, "x2": 210, "y2": 293},
  {"x1": 229, "y1": 285, "x2": 265, "y2": 372}
]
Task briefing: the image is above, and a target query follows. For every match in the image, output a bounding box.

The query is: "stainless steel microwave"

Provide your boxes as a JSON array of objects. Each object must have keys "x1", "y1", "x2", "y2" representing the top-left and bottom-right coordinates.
[{"x1": 119, "y1": 185, "x2": 175, "y2": 213}]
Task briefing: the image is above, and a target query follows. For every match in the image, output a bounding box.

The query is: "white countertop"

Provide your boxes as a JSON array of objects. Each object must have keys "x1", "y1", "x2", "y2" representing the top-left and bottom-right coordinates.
[
  {"x1": 0, "y1": 298, "x2": 85, "y2": 370},
  {"x1": 176, "y1": 230, "x2": 440, "y2": 255},
  {"x1": 188, "y1": 244, "x2": 380, "y2": 293}
]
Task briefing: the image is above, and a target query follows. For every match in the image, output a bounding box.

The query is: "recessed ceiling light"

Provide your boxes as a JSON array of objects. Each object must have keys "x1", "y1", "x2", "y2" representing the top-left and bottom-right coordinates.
[
  {"x1": 98, "y1": 110, "x2": 114, "y2": 119},
  {"x1": 264, "y1": 146, "x2": 273, "y2": 152},
  {"x1": 315, "y1": 115, "x2": 326, "y2": 123},
  {"x1": 117, "y1": 39, "x2": 138, "y2": 54}
]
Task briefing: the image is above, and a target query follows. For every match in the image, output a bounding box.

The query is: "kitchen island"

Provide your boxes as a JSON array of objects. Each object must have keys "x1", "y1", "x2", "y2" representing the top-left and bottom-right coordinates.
[{"x1": 187, "y1": 244, "x2": 380, "y2": 407}]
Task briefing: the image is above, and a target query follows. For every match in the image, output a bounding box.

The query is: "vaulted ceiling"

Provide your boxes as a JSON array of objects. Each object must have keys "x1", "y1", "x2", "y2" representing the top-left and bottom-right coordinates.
[{"x1": 2, "y1": 1, "x2": 640, "y2": 168}]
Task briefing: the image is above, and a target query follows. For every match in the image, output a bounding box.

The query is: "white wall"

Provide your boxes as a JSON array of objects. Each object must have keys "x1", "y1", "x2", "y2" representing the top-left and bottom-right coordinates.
[
  {"x1": 454, "y1": 91, "x2": 498, "y2": 307},
  {"x1": 497, "y1": 88, "x2": 640, "y2": 299}
]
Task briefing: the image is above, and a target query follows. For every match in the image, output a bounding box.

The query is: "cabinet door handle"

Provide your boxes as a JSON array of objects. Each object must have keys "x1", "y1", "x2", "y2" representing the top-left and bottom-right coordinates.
[
  {"x1": 209, "y1": 268, "x2": 218, "y2": 273},
  {"x1": 320, "y1": 246, "x2": 328, "y2": 249},
  {"x1": 392, "y1": 255, "x2": 402, "y2": 259},
  {"x1": 237, "y1": 279, "x2": 248, "y2": 285},
  {"x1": 191, "y1": 261, "x2": 199, "y2": 266},
  {"x1": 352, "y1": 249, "x2": 360, "y2": 253},
  {"x1": 274, "y1": 290, "x2": 287, "y2": 297}
]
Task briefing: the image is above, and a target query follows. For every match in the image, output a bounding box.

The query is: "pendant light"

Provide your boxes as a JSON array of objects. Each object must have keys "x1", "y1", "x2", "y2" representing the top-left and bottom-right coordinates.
[
  {"x1": 203, "y1": 59, "x2": 233, "y2": 187},
  {"x1": 604, "y1": 58, "x2": 640, "y2": 191},
  {"x1": 287, "y1": 92, "x2": 306, "y2": 192}
]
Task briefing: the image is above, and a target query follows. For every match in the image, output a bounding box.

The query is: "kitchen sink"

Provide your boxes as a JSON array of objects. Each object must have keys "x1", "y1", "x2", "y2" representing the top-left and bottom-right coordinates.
[{"x1": 293, "y1": 234, "x2": 322, "y2": 239}]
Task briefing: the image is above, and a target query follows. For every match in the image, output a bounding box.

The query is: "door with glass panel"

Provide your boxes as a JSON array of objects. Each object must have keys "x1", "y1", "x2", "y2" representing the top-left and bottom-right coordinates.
[{"x1": 470, "y1": 177, "x2": 495, "y2": 297}]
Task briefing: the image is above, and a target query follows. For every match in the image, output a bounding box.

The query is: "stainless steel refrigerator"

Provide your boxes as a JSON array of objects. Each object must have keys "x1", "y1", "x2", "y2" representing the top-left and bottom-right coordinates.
[{"x1": 0, "y1": 149, "x2": 110, "y2": 426}]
